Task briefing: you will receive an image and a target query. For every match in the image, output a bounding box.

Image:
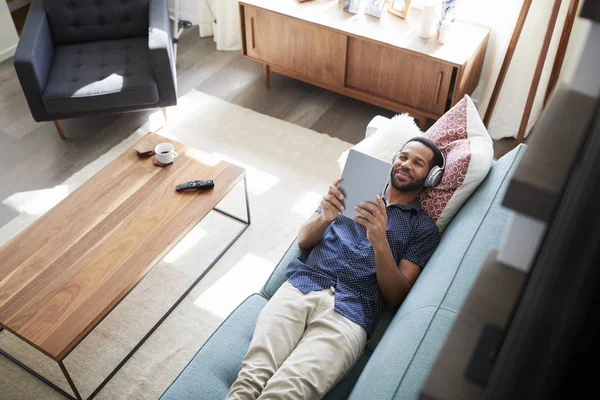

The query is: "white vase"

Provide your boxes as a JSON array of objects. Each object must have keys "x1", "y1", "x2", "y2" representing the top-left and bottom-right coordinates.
[
  {"x1": 438, "y1": 20, "x2": 453, "y2": 44},
  {"x1": 420, "y1": 2, "x2": 436, "y2": 39}
]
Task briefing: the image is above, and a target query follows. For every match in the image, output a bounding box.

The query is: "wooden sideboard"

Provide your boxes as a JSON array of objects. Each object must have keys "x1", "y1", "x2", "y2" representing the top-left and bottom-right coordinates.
[{"x1": 238, "y1": 0, "x2": 490, "y2": 129}]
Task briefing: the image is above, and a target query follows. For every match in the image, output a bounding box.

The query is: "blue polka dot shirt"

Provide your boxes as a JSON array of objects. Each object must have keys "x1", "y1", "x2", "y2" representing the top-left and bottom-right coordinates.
[{"x1": 286, "y1": 198, "x2": 441, "y2": 336}]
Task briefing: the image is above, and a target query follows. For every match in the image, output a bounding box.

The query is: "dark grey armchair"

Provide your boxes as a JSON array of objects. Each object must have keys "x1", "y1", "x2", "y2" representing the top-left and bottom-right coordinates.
[{"x1": 14, "y1": 0, "x2": 177, "y2": 138}]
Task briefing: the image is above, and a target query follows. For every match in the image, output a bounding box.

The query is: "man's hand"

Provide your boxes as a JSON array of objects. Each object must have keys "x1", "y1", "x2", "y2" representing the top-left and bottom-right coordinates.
[
  {"x1": 321, "y1": 178, "x2": 345, "y2": 222},
  {"x1": 353, "y1": 195, "x2": 388, "y2": 249}
]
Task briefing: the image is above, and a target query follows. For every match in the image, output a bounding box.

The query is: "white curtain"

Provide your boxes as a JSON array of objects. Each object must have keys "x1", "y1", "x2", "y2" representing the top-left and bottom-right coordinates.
[
  {"x1": 454, "y1": 0, "x2": 591, "y2": 140},
  {"x1": 197, "y1": 0, "x2": 241, "y2": 51},
  {"x1": 167, "y1": 0, "x2": 241, "y2": 51}
]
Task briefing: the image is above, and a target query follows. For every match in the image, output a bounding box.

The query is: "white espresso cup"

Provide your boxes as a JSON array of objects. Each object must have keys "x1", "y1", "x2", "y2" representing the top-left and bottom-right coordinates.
[{"x1": 154, "y1": 142, "x2": 178, "y2": 164}]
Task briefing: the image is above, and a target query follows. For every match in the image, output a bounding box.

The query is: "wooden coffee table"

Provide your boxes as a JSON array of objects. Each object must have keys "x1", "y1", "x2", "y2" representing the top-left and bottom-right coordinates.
[{"x1": 0, "y1": 132, "x2": 250, "y2": 400}]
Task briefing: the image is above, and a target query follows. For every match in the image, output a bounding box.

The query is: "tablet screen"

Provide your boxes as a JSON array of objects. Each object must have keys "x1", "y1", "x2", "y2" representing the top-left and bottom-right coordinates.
[{"x1": 339, "y1": 149, "x2": 392, "y2": 219}]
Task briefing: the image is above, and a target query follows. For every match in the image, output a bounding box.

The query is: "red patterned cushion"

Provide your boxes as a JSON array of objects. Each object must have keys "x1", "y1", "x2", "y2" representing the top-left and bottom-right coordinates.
[{"x1": 419, "y1": 95, "x2": 493, "y2": 231}]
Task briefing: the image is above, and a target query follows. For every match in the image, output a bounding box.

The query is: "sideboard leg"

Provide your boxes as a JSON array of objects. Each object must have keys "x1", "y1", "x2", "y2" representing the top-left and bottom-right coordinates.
[
  {"x1": 263, "y1": 64, "x2": 270, "y2": 88},
  {"x1": 418, "y1": 117, "x2": 429, "y2": 131}
]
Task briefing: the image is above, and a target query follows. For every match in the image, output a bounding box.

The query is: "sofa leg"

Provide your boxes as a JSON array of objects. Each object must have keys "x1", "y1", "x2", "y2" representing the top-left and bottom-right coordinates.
[
  {"x1": 161, "y1": 107, "x2": 168, "y2": 125},
  {"x1": 53, "y1": 120, "x2": 66, "y2": 139}
]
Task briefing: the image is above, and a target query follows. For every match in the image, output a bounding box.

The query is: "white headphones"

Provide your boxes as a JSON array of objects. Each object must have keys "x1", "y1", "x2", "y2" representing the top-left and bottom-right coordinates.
[{"x1": 390, "y1": 148, "x2": 445, "y2": 188}]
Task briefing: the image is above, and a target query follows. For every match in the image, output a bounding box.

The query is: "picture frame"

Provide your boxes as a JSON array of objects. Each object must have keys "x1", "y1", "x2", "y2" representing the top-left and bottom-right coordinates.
[
  {"x1": 388, "y1": 0, "x2": 412, "y2": 19},
  {"x1": 365, "y1": 0, "x2": 386, "y2": 18},
  {"x1": 343, "y1": 0, "x2": 360, "y2": 14}
]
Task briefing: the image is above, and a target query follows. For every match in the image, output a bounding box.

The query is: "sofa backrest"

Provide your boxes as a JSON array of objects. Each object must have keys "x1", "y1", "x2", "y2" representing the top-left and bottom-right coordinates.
[
  {"x1": 43, "y1": 0, "x2": 149, "y2": 45},
  {"x1": 347, "y1": 144, "x2": 526, "y2": 400}
]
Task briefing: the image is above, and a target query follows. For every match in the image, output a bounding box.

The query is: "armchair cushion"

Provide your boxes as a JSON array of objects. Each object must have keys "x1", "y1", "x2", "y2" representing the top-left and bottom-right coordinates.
[
  {"x1": 43, "y1": 0, "x2": 149, "y2": 45},
  {"x1": 42, "y1": 38, "x2": 159, "y2": 114}
]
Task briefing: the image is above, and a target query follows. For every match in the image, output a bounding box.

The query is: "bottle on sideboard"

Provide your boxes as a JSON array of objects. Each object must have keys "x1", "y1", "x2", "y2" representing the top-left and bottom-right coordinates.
[
  {"x1": 438, "y1": 20, "x2": 454, "y2": 44},
  {"x1": 420, "y1": 1, "x2": 436, "y2": 39}
]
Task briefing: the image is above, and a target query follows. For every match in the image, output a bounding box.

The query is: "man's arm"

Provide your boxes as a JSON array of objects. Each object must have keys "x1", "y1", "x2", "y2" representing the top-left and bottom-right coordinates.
[
  {"x1": 372, "y1": 243, "x2": 421, "y2": 310},
  {"x1": 297, "y1": 178, "x2": 345, "y2": 251},
  {"x1": 297, "y1": 212, "x2": 330, "y2": 251},
  {"x1": 354, "y1": 196, "x2": 439, "y2": 310}
]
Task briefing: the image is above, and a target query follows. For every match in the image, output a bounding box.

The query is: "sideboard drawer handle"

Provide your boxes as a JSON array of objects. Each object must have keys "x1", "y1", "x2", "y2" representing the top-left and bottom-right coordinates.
[
  {"x1": 435, "y1": 71, "x2": 444, "y2": 105},
  {"x1": 251, "y1": 17, "x2": 256, "y2": 49}
]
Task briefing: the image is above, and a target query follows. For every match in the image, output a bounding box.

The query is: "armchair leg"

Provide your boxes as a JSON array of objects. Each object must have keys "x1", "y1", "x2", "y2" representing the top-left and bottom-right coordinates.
[
  {"x1": 161, "y1": 108, "x2": 168, "y2": 125},
  {"x1": 53, "y1": 120, "x2": 66, "y2": 139}
]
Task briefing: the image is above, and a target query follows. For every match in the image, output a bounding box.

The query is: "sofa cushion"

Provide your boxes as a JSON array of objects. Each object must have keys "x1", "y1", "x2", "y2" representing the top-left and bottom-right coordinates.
[
  {"x1": 42, "y1": 38, "x2": 158, "y2": 114},
  {"x1": 348, "y1": 144, "x2": 526, "y2": 400},
  {"x1": 419, "y1": 95, "x2": 494, "y2": 232},
  {"x1": 160, "y1": 294, "x2": 268, "y2": 400},
  {"x1": 44, "y1": 0, "x2": 149, "y2": 45}
]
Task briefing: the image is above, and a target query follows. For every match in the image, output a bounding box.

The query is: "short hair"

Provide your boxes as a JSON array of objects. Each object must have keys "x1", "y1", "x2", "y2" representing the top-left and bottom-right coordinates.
[{"x1": 400, "y1": 137, "x2": 444, "y2": 170}]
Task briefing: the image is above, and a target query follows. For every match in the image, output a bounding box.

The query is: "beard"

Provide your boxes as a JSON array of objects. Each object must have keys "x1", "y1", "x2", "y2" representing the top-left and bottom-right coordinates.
[{"x1": 390, "y1": 167, "x2": 426, "y2": 192}]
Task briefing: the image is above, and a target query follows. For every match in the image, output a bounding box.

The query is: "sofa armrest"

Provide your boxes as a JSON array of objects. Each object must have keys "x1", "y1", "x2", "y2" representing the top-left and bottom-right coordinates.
[
  {"x1": 261, "y1": 239, "x2": 307, "y2": 299},
  {"x1": 149, "y1": 0, "x2": 177, "y2": 107},
  {"x1": 13, "y1": 0, "x2": 54, "y2": 122}
]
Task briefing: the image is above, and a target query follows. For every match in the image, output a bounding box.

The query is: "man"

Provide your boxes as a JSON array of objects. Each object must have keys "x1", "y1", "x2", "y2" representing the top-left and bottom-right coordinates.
[{"x1": 227, "y1": 137, "x2": 443, "y2": 400}]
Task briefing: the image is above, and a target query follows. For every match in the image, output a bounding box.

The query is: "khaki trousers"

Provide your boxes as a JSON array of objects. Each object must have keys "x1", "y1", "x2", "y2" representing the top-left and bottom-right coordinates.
[{"x1": 226, "y1": 281, "x2": 367, "y2": 400}]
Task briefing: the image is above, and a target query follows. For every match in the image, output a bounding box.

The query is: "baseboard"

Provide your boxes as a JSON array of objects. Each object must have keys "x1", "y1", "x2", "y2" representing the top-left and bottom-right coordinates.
[{"x1": 0, "y1": 44, "x2": 17, "y2": 63}]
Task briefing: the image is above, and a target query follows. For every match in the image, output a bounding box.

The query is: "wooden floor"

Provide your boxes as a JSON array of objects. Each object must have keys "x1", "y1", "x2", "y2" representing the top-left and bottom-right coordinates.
[{"x1": 0, "y1": 27, "x2": 514, "y2": 228}]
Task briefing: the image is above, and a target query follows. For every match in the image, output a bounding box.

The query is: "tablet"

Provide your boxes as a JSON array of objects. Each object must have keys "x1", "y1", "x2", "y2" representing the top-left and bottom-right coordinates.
[{"x1": 338, "y1": 149, "x2": 392, "y2": 219}]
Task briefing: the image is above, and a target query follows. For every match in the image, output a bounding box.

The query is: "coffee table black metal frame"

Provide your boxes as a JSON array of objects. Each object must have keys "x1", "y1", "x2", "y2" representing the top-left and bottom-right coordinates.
[{"x1": 0, "y1": 177, "x2": 251, "y2": 400}]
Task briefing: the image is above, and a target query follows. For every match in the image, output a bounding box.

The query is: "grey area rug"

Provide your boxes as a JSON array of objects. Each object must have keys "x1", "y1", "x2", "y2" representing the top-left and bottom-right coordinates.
[{"x1": 0, "y1": 90, "x2": 353, "y2": 400}]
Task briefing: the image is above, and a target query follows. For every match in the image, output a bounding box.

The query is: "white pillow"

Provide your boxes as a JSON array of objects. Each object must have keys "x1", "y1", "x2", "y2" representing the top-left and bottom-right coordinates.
[{"x1": 337, "y1": 113, "x2": 422, "y2": 171}]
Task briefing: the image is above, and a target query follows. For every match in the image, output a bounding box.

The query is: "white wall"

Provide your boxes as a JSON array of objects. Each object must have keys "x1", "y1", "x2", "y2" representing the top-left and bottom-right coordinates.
[{"x1": 0, "y1": 1, "x2": 19, "y2": 62}]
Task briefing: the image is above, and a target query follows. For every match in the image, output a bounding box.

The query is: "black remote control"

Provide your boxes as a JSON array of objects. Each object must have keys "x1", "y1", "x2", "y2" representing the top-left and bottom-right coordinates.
[{"x1": 176, "y1": 180, "x2": 215, "y2": 192}]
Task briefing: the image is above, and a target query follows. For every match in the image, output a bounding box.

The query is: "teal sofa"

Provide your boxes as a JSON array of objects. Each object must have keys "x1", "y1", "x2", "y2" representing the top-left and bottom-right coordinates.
[{"x1": 160, "y1": 119, "x2": 526, "y2": 400}]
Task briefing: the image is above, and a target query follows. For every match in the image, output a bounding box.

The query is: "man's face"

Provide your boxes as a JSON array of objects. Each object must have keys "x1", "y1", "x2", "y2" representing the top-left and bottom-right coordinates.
[{"x1": 390, "y1": 141, "x2": 435, "y2": 192}]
